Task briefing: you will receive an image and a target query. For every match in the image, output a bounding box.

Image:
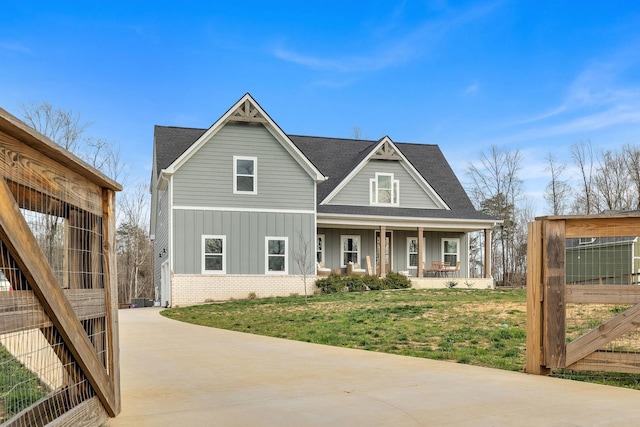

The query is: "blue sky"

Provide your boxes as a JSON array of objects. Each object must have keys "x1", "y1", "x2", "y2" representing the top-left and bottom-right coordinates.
[{"x1": 2, "y1": 1, "x2": 640, "y2": 214}]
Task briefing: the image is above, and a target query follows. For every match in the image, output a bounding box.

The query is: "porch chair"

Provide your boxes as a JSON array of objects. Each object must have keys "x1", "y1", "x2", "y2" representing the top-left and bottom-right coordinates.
[{"x1": 445, "y1": 261, "x2": 461, "y2": 277}]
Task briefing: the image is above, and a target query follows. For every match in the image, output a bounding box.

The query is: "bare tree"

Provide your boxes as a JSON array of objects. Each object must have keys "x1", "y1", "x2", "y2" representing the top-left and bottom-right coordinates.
[
  {"x1": 570, "y1": 140, "x2": 599, "y2": 214},
  {"x1": 293, "y1": 229, "x2": 315, "y2": 301},
  {"x1": 117, "y1": 181, "x2": 152, "y2": 303},
  {"x1": 544, "y1": 152, "x2": 572, "y2": 215},
  {"x1": 466, "y1": 146, "x2": 523, "y2": 285},
  {"x1": 623, "y1": 144, "x2": 640, "y2": 210},
  {"x1": 350, "y1": 126, "x2": 363, "y2": 140},
  {"x1": 594, "y1": 149, "x2": 632, "y2": 211},
  {"x1": 20, "y1": 101, "x2": 88, "y2": 153},
  {"x1": 20, "y1": 101, "x2": 123, "y2": 181}
]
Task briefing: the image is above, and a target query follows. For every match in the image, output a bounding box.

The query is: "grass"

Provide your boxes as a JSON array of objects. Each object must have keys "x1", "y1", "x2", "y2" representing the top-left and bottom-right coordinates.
[
  {"x1": 0, "y1": 345, "x2": 47, "y2": 421},
  {"x1": 162, "y1": 288, "x2": 528, "y2": 371}
]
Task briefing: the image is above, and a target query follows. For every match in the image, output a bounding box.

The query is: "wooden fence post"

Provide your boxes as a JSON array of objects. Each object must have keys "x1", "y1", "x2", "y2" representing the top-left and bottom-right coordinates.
[
  {"x1": 543, "y1": 219, "x2": 566, "y2": 369},
  {"x1": 526, "y1": 220, "x2": 548, "y2": 374}
]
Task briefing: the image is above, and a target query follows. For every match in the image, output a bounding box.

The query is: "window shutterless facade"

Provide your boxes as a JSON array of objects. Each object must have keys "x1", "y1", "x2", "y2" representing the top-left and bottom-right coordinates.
[
  {"x1": 341, "y1": 235, "x2": 360, "y2": 267},
  {"x1": 265, "y1": 237, "x2": 288, "y2": 274},
  {"x1": 406, "y1": 237, "x2": 426, "y2": 269},
  {"x1": 369, "y1": 172, "x2": 399, "y2": 206},
  {"x1": 442, "y1": 238, "x2": 460, "y2": 265},
  {"x1": 317, "y1": 234, "x2": 325, "y2": 264},
  {"x1": 233, "y1": 156, "x2": 257, "y2": 194},
  {"x1": 202, "y1": 235, "x2": 226, "y2": 274}
]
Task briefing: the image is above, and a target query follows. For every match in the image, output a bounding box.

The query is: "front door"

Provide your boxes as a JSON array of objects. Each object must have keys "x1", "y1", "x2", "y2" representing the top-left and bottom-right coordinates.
[{"x1": 375, "y1": 231, "x2": 392, "y2": 275}]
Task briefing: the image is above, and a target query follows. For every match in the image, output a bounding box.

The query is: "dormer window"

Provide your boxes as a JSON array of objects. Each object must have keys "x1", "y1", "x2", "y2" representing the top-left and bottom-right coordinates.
[
  {"x1": 370, "y1": 173, "x2": 399, "y2": 206},
  {"x1": 233, "y1": 156, "x2": 257, "y2": 194}
]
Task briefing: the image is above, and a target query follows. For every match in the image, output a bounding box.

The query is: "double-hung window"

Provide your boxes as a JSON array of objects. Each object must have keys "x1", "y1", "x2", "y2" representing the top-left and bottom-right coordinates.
[
  {"x1": 233, "y1": 156, "x2": 257, "y2": 194},
  {"x1": 202, "y1": 235, "x2": 226, "y2": 274},
  {"x1": 341, "y1": 235, "x2": 360, "y2": 267},
  {"x1": 266, "y1": 237, "x2": 287, "y2": 274},
  {"x1": 442, "y1": 238, "x2": 460, "y2": 265},
  {"x1": 370, "y1": 172, "x2": 399, "y2": 206},
  {"x1": 317, "y1": 234, "x2": 325, "y2": 264},
  {"x1": 407, "y1": 237, "x2": 426, "y2": 270}
]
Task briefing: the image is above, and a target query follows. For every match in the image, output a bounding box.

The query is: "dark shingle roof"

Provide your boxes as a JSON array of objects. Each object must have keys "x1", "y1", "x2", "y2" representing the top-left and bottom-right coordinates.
[
  {"x1": 288, "y1": 135, "x2": 480, "y2": 212},
  {"x1": 154, "y1": 125, "x2": 207, "y2": 172},
  {"x1": 153, "y1": 126, "x2": 494, "y2": 221}
]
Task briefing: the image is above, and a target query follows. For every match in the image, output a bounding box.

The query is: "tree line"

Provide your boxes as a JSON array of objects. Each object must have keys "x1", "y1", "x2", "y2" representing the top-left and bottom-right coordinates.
[{"x1": 466, "y1": 141, "x2": 640, "y2": 286}]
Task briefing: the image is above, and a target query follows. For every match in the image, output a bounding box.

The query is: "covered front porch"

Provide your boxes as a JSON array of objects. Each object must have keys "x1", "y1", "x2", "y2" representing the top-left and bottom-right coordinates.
[{"x1": 316, "y1": 215, "x2": 495, "y2": 281}]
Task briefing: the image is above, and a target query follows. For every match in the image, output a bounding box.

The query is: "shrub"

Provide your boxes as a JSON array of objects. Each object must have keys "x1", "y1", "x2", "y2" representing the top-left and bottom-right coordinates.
[
  {"x1": 361, "y1": 274, "x2": 384, "y2": 290},
  {"x1": 383, "y1": 272, "x2": 412, "y2": 289},
  {"x1": 315, "y1": 272, "x2": 412, "y2": 294},
  {"x1": 315, "y1": 274, "x2": 346, "y2": 294},
  {"x1": 343, "y1": 275, "x2": 368, "y2": 292}
]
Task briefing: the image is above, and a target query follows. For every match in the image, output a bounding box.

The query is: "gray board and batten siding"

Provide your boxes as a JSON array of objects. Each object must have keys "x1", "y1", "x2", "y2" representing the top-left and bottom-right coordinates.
[
  {"x1": 154, "y1": 188, "x2": 170, "y2": 298},
  {"x1": 167, "y1": 121, "x2": 317, "y2": 276},
  {"x1": 172, "y1": 122, "x2": 315, "y2": 211},
  {"x1": 327, "y1": 159, "x2": 442, "y2": 209},
  {"x1": 173, "y1": 209, "x2": 315, "y2": 275}
]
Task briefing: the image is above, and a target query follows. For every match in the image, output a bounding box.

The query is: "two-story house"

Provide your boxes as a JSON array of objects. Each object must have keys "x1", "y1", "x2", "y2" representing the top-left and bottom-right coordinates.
[{"x1": 151, "y1": 93, "x2": 498, "y2": 307}]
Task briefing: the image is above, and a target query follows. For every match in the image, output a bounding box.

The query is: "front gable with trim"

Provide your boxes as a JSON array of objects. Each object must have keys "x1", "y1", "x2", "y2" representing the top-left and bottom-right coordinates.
[{"x1": 322, "y1": 138, "x2": 448, "y2": 210}]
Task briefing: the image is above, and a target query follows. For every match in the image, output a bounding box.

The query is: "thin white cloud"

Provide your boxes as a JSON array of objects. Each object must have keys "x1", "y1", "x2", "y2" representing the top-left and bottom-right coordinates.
[
  {"x1": 462, "y1": 82, "x2": 479, "y2": 96},
  {"x1": 272, "y1": 1, "x2": 503, "y2": 74},
  {"x1": 495, "y1": 57, "x2": 640, "y2": 145},
  {"x1": 0, "y1": 41, "x2": 31, "y2": 54}
]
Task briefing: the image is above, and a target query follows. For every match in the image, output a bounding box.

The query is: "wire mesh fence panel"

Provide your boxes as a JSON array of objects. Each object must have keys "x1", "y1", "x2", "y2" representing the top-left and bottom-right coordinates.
[
  {"x1": 0, "y1": 110, "x2": 120, "y2": 426},
  {"x1": 528, "y1": 215, "x2": 640, "y2": 385}
]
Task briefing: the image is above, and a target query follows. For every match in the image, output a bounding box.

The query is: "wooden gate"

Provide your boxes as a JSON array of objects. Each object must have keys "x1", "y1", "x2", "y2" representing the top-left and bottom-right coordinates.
[
  {"x1": 526, "y1": 214, "x2": 640, "y2": 375},
  {"x1": 0, "y1": 108, "x2": 121, "y2": 425}
]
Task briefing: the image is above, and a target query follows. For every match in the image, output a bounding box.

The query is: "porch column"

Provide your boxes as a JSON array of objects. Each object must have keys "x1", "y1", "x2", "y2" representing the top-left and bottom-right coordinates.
[
  {"x1": 417, "y1": 227, "x2": 424, "y2": 278},
  {"x1": 380, "y1": 225, "x2": 386, "y2": 278},
  {"x1": 484, "y1": 228, "x2": 492, "y2": 279}
]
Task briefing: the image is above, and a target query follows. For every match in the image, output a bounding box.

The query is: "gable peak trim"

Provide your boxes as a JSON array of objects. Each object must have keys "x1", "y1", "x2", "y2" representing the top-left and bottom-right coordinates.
[
  {"x1": 373, "y1": 137, "x2": 402, "y2": 160},
  {"x1": 227, "y1": 98, "x2": 267, "y2": 124}
]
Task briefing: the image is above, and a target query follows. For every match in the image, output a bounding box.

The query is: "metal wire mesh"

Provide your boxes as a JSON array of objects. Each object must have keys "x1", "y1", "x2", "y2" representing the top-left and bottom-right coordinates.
[
  {"x1": 0, "y1": 177, "x2": 104, "y2": 424},
  {"x1": 555, "y1": 220, "x2": 640, "y2": 385}
]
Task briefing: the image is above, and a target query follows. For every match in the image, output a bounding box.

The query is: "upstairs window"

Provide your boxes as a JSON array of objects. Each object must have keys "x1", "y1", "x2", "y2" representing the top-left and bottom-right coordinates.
[
  {"x1": 233, "y1": 156, "x2": 257, "y2": 194},
  {"x1": 370, "y1": 173, "x2": 399, "y2": 206}
]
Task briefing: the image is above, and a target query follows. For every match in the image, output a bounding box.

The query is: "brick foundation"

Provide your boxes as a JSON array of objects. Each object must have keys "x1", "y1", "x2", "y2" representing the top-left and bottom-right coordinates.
[{"x1": 171, "y1": 274, "x2": 317, "y2": 307}]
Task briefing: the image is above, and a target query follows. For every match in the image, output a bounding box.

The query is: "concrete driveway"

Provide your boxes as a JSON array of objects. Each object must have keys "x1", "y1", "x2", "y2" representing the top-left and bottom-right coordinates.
[{"x1": 109, "y1": 307, "x2": 640, "y2": 426}]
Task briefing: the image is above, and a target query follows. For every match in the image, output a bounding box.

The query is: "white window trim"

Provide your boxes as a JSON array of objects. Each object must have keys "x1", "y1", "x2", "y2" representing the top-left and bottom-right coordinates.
[
  {"x1": 369, "y1": 172, "x2": 399, "y2": 206},
  {"x1": 265, "y1": 236, "x2": 288, "y2": 274},
  {"x1": 202, "y1": 235, "x2": 226, "y2": 274},
  {"x1": 441, "y1": 238, "x2": 460, "y2": 263},
  {"x1": 233, "y1": 155, "x2": 258, "y2": 195},
  {"x1": 317, "y1": 234, "x2": 325, "y2": 265},
  {"x1": 579, "y1": 237, "x2": 596, "y2": 245},
  {"x1": 340, "y1": 235, "x2": 361, "y2": 268},
  {"x1": 406, "y1": 237, "x2": 426, "y2": 270}
]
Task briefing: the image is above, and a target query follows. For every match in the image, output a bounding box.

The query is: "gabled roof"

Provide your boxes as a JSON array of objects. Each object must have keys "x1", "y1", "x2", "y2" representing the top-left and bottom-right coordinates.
[
  {"x1": 154, "y1": 125, "x2": 207, "y2": 172},
  {"x1": 151, "y1": 95, "x2": 495, "y2": 223},
  {"x1": 288, "y1": 135, "x2": 484, "y2": 216},
  {"x1": 155, "y1": 93, "x2": 324, "y2": 182}
]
